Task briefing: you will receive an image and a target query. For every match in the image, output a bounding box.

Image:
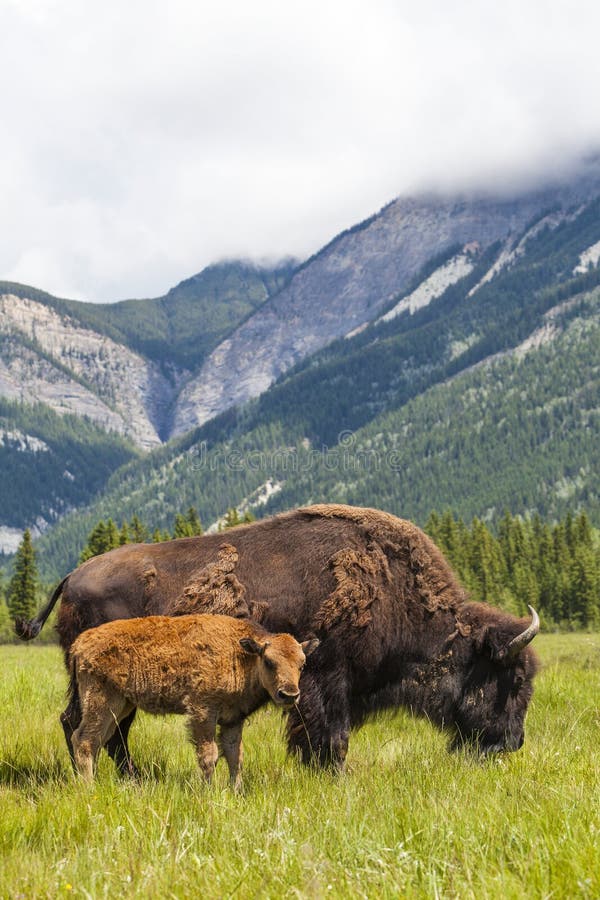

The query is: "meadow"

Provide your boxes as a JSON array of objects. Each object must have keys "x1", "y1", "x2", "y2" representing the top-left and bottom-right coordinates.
[{"x1": 1, "y1": 635, "x2": 598, "y2": 899}]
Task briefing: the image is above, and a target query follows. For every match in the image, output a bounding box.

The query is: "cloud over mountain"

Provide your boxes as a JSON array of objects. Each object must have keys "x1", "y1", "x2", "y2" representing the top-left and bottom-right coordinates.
[{"x1": 2, "y1": 0, "x2": 600, "y2": 301}]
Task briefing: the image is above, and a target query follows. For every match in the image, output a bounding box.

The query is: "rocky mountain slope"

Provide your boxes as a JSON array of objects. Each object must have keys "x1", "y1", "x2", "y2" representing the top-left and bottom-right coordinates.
[
  {"x1": 3, "y1": 167, "x2": 600, "y2": 561},
  {"x1": 0, "y1": 260, "x2": 294, "y2": 448},
  {"x1": 0, "y1": 261, "x2": 292, "y2": 548},
  {"x1": 171, "y1": 173, "x2": 600, "y2": 434},
  {"x1": 32, "y1": 189, "x2": 600, "y2": 577},
  {"x1": 0, "y1": 294, "x2": 174, "y2": 449}
]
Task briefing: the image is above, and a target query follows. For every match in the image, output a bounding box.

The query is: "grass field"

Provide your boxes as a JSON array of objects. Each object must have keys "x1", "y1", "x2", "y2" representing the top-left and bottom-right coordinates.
[{"x1": 1, "y1": 635, "x2": 599, "y2": 899}]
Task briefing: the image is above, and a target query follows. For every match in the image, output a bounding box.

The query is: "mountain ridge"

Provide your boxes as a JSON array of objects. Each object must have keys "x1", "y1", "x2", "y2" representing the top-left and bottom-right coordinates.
[
  {"x1": 2, "y1": 167, "x2": 600, "y2": 558},
  {"x1": 170, "y1": 174, "x2": 600, "y2": 434}
]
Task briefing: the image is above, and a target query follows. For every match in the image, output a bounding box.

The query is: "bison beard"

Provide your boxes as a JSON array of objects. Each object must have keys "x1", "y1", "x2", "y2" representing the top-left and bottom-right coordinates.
[{"x1": 15, "y1": 504, "x2": 540, "y2": 772}]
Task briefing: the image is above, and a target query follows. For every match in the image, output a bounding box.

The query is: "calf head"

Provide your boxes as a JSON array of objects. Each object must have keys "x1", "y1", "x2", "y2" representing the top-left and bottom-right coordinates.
[
  {"x1": 453, "y1": 605, "x2": 540, "y2": 755},
  {"x1": 240, "y1": 633, "x2": 320, "y2": 707}
]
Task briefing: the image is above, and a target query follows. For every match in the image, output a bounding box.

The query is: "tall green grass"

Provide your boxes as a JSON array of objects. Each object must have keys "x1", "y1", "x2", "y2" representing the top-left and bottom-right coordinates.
[{"x1": 1, "y1": 635, "x2": 599, "y2": 898}]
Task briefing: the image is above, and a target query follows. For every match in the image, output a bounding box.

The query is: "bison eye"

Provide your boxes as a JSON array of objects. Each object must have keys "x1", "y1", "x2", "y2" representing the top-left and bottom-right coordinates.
[
  {"x1": 512, "y1": 674, "x2": 524, "y2": 692},
  {"x1": 263, "y1": 657, "x2": 275, "y2": 670}
]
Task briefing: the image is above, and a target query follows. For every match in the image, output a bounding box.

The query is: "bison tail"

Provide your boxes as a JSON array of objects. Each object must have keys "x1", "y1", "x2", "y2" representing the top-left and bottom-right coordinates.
[{"x1": 14, "y1": 575, "x2": 70, "y2": 641}]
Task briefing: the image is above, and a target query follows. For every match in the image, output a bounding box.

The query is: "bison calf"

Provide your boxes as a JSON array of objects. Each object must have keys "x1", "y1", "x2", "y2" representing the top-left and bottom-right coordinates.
[{"x1": 70, "y1": 613, "x2": 318, "y2": 789}]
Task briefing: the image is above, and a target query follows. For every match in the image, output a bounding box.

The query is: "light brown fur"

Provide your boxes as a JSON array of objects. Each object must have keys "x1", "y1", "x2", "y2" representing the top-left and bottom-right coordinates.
[{"x1": 70, "y1": 614, "x2": 318, "y2": 789}]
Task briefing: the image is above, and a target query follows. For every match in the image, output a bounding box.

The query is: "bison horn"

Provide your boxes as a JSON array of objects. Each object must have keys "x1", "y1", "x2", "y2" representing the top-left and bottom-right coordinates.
[{"x1": 504, "y1": 605, "x2": 540, "y2": 659}]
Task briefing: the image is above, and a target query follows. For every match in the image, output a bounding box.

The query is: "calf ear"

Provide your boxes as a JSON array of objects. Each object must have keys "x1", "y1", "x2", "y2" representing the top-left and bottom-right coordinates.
[
  {"x1": 301, "y1": 638, "x2": 320, "y2": 657},
  {"x1": 240, "y1": 637, "x2": 266, "y2": 656}
]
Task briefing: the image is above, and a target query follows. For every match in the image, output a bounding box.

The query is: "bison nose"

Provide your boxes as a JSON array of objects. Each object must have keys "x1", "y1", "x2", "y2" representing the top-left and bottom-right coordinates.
[{"x1": 277, "y1": 689, "x2": 300, "y2": 704}]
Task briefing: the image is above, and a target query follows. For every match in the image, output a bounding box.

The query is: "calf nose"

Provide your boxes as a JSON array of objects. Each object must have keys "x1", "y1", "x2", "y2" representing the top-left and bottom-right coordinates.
[{"x1": 277, "y1": 689, "x2": 300, "y2": 703}]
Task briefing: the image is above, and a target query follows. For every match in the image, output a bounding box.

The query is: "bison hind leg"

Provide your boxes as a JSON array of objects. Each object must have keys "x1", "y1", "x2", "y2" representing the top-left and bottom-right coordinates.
[{"x1": 60, "y1": 695, "x2": 82, "y2": 771}]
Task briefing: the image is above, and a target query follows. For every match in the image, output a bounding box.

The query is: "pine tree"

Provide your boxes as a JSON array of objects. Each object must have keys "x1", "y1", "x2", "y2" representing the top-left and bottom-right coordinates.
[
  {"x1": 7, "y1": 529, "x2": 38, "y2": 622},
  {"x1": 105, "y1": 519, "x2": 119, "y2": 549},
  {"x1": 222, "y1": 508, "x2": 241, "y2": 530},
  {"x1": 568, "y1": 546, "x2": 599, "y2": 628},
  {"x1": 129, "y1": 515, "x2": 149, "y2": 543},
  {"x1": 185, "y1": 507, "x2": 203, "y2": 536},
  {"x1": 173, "y1": 513, "x2": 193, "y2": 538},
  {"x1": 575, "y1": 511, "x2": 593, "y2": 547},
  {"x1": 79, "y1": 519, "x2": 120, "y2": 563}
]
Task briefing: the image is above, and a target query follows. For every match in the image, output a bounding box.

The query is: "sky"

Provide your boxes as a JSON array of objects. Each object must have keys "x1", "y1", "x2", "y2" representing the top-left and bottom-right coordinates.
[{"x1": 1, "y1": 0, "x2": 600, "y2": 303}]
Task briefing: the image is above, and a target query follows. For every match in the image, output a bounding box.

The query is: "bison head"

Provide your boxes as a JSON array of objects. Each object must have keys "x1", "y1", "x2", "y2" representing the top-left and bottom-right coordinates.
[
  {"x1": 452, "y1": 604, "x2": 540, "y2": 754},
  {"x1": 240, "y1": 633, "x2": 320, "y2": 708}
]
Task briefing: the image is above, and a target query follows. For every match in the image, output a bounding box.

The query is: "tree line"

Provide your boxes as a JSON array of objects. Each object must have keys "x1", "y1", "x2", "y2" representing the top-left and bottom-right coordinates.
[
  {"x1": 425, "y1": 509, "x2": 599, "y2": 629},
  {"x1": 1, "y1": 507, "x2": 597, "y2": 642}
]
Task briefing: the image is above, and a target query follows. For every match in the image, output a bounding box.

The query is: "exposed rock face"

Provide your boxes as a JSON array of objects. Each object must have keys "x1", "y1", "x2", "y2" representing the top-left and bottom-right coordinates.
[
  {"x1": 2, "y1": 172, "x2": 600, "y2": 455},
  {"x1": 170, "y1": 184, "x2": 593, "y2": 435},
  {"x1": 0, "y1": 295, "x2": 179, "y2": 449},
  {"x1": 378, "y1": 248, "x2": 476, "y2": 324},
  {"x1": 0, "y1": 335, "x2": 129, "y2": 436}
]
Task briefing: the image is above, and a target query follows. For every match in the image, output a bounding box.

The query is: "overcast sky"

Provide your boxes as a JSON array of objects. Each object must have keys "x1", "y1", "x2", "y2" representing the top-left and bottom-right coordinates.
[{"x1": 1, "y1": 0, "x2": 600, "y2": 302}]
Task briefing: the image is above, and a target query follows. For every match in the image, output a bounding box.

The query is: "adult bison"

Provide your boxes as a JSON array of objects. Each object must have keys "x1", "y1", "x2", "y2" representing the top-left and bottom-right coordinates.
[{"x1": 17, "y1": 504, "x2": 539, "y2": 772}]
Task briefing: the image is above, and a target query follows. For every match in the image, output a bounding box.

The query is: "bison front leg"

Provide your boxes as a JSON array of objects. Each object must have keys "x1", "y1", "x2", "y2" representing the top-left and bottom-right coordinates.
[
  {"x1": 286, "y1": 669, "x2": 351, "y2": 770},
  {"x1": 189, "y1": 711, "x2": 219, "y2": 784},
  {"x1": 219, "y1": 721, "x2": 244, "y2": 791}
]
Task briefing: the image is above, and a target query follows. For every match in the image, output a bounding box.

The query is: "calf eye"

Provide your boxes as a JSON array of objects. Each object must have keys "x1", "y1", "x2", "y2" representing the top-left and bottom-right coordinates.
[{"x1": 263, "y1": 657, "x2": 275, "y2": 670}]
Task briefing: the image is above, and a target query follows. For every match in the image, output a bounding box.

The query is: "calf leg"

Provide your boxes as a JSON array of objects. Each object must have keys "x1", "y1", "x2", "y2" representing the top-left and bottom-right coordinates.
[
  {"x1": 188, "y1": 711, "x2": 219, "y2": 784},
  {"x1": 219, "y1": 721, "x2": 244, "y2": 791},
  {"x1": 105, "y1": 709, "x2": 139, "y2": 777},
  {"x1": 61, "y1": 670, "x2": 138, "y2": 777},
  {"x1": 72, "y1": 676, "x2": 133, "y2": 782}
]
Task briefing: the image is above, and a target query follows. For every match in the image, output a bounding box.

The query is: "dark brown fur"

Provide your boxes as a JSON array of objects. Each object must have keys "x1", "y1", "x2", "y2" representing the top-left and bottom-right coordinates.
[{"x1": 17, "y1": 504, "x2": 539, "y2": 770}]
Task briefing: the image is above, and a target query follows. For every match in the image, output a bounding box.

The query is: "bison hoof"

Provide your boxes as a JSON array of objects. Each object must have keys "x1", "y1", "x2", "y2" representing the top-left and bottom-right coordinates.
[{"x1": 117, "y1": 759, "x2": 141, "y2": 779}]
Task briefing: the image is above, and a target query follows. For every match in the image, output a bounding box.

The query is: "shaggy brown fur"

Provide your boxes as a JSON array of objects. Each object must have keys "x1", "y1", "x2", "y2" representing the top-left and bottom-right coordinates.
[
  {"x1": 17, "y1": 504, "x2": 539, "y2": 771},
  {"x1": 70, "y1": 614, "x2": 318, "y2": 789},
  {"x1": 315, "y1": 542, "x2": 391, "y2": 631},
  {"x1": 303, "y1": 504, "x2": 468, "y2": 614},
  {"x1": 166, "y1": 544, "x2": 249, "y2": 618}
]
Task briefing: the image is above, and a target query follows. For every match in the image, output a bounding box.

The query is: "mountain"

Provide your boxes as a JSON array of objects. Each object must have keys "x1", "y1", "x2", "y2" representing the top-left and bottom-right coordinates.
[
  {"x1": 0, "y1": 398, "x2": 137, "y2": 554},
  {"x1": 170, "y1": 172, "x2": 600, "y2": 435},
  {"x1": 0, "y1": 260, "x2": 294, "y2": 550},
  {"x1": 31, "y1": 178, "x2": 600, "y2": 578},
  {"x1": 0, "y1": 260, "x2": 295, "y2": 448}
]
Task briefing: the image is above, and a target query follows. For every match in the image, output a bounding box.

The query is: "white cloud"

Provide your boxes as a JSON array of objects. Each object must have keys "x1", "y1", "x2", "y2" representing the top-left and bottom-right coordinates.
[{"x1": 1, "y1": 0, "x2": 600, "y2": 301}]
